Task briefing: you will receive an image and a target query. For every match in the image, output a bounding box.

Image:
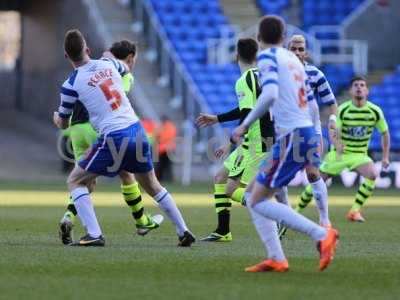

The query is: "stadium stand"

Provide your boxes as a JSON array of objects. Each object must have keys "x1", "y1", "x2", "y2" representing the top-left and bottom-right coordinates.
[
  {"x1": 150, "y1": 1, "x2": 396, "y2": 149},
  {"x1": 255, "y1": 0, "x2": 289, "y2": 16},
  {"x1": 301, "y1": 0, "x2": 364, "y2": 30},
  {"x1": 368, "y1": 65, "x2": 400, "y2": 150},
  {"x1": 150, "y1": 0, "x2": 240, "y2": 128},
  {"x1": 256, "y1": 0, "x2": 363, "y2": 100}
]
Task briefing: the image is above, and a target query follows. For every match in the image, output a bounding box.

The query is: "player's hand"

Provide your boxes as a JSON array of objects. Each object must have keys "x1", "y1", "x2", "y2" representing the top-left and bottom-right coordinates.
[
  {"x1": 215, "y1": 143, "x2": 231, "y2": 159},
  {"x1": 231, "y1": 124, "x2": 248, "y2": 144},
  {"x1": 196, "y1": 113, "x2": 218, "y2": 128},
  {"x1": 328, "y1": 121, "x2": 336, "y2": 131},
  {"x1": 382, "y1": 158, "x2": 390, "y2": 170},
  {"x1": 334, "y1": 141, "x2": 344, "y2": 159},
  {"x1": 53, "y1": 111, "x2": 61, "y2": 128}
]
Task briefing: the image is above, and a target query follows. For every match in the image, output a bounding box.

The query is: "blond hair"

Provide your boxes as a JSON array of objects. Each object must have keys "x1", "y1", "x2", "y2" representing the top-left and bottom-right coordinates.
[{"x1": 289, "y1": 34, "x2": 306, "y2": 46}]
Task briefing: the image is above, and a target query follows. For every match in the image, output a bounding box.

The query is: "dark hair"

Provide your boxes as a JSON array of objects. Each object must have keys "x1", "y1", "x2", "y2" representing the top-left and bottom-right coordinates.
[
  {"x1": 258, "y1": 15, "x2": 285, "y2": 44},
  {"x1": 350, "y1": 75, "x2": 367, "y2": 86},
  {"x1": 237, "y1": 38, "x2": 258, "y2": 64},
  {"x1": 110, "y1": 40, "x2": 136, "y2": 60},
  {"x1": 64, "y1": 29, "x2": 86, "y2": 62}
]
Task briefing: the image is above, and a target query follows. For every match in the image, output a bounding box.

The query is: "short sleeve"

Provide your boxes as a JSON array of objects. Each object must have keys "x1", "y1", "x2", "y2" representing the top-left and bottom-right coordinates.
[
  {"x1": 101, "y1": 57, "x2": 128, "y2": 76},
  {"x1": 257, "y1": 49, "x2": 278, "y2": 91},
  {"x1": 375, "y1": 107, "x2": 388, "y2": 133},
  {"x1": 58, "y1": 81, "x2": 78, "y2": 119},
  {"x1": 315, "y1": 69, "x2": 336, "y2": 105}
]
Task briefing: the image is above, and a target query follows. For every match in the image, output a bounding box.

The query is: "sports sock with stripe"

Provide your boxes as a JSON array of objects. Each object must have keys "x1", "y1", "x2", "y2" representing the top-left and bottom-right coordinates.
[
  {"x1": 352, "y1": 178, "x2": 375, "y2": 212},
  {"x1": 231, "y1": 187, "x2": 245, "y2": 204},
  {"x1": 296, "y1": 184, "x2": 313, "y2": 211},
  {"x1": 71, "y1": 187, "x2": 102, "y2": 238},
  {"x1": 154, "y1": 188, "x2": 188, "y2": 236},
  {"x1": 214, "y1": 183, "x2": 231, "y2": 235},
  {"x1": 248, "y1": 204, "x2": 286, "y2": 261},
  {"x1": 253, "y1": 200, "x2": 327, "y2": 241},
  {"x1": 121, "y1": 182, "x2": 148, "y2": 225},
  {"x1": 311, "y1": 178, "x2": 330, "y2": 226}
]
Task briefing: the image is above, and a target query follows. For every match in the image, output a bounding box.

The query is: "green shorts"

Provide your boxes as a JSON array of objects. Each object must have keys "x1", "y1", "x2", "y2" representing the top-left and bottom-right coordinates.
[
  {"x1": 320, "y1": 150, "x2": 373, "y2": 176},
  {"x1": 223, "y1": 146, "x2": 266, "y2": 185},
  {"x1": 69, "y1": 123, "x2": 98, "y2": 160}
]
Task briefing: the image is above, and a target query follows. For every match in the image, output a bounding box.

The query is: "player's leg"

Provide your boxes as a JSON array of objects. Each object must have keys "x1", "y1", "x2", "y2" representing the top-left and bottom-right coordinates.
[
  {"x1": 134, "y1": 170, "x2": 195, "y2": 246},
  {"x1": 229, "y1": 150, "x2": 264, "y2": 206},
  {"x1": 121, "y1": 122, "x2": 195, "y2": 246},
  {"x1": 212, "y1": 166, "x2": 231, "y2": 238},
  {"x1": 118, "y1": 170, "x2": 163, "y2": 235},
  {"x1": 296, "y1": 149, "x2": 343, "y2": 212},
  {"x1": 246, "y1": 128, "x2": 338, "y2": 272},
  {"x1": 59, "y1": 123, "x2": 98, "y2": 244},
  {"x1": 67, "y1": 165, "x2": 104, "y2": 246},
  {"x1": 201, "y1": 149, "x2": 243, "y2": 242},
  {"x1": 201, "y1": 170, "x2": 234, "y2": 242},
  {"x1": 348, "y1": 157, "x2": 377, "y2": 222},
  {"x1": 305, "y1": 166, "x2": 331, "y2": 227}
]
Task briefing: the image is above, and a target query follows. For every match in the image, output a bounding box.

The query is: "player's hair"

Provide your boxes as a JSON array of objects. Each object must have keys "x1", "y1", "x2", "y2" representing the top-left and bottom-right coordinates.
[
  {"x1": 110, "y1": 40, "x2": 137, "y2": 60},
  {"x1": 64, "y1": 29, "x2": 86, "y2": 62},
  {"x1": 258, "y1": 15, "x2": 285, "y2": 45},
  {"x1": 289, "y1": 35, "x2": 306, "y2": 47},
  {"x1": 350, "y1": 76, "x2": 368, "y2": 86},
  {"x1": 237, "y1": 38, "x2": 258, "y2": 64}
]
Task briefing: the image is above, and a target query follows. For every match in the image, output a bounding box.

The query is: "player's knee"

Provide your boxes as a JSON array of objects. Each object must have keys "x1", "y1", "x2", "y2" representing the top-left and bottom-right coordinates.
[
  {"x1": 225, "y1": 186, "x2": 234, "y2": 198},
  {"x1": 87, "y1": 180, "x2": 96, "y2": 193},
  {"x1": 142, "y1": 176, "x2": 163, "y2": 196},
  {"x1": 366, "y1": 171, "x2": 377, "y2": 181},
  {"x1": 214, "y1": 173, "x2": 227, "y2": 184},
  {"x1": 119, "y1": 171, "x2": 135, "y2": 185},
  {"x1": 306, "y1": 171, "x2": 319, "y2": 183}
]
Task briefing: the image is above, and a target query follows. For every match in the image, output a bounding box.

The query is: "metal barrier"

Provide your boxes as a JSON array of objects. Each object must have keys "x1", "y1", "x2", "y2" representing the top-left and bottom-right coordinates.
[{"x1": 207, "y1": 23, "x2": 368, "y2": 75}]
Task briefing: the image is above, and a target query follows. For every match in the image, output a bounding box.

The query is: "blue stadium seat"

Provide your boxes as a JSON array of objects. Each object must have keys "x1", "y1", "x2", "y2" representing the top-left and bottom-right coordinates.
[
  {"x1": 365, "y1": 66, "x2": 400, "y2": 150},
  {"x1": 300, "y1": 0, "x2": 364, "y2": 30}
]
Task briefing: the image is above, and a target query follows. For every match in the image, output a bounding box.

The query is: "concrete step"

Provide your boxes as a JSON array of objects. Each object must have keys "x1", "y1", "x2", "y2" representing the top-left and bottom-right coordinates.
[
  {"x1": 92, "y1": 0, "x2": 182, "y2": 122},
  {"x1": 220, "y1": 0, "x2": 260, "y2": 29}
]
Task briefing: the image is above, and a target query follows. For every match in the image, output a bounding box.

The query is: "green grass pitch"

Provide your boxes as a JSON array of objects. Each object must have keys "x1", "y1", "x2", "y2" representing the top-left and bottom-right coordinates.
[{"x1": 0, "y1": 183, "x2": 399, "y2": 299}]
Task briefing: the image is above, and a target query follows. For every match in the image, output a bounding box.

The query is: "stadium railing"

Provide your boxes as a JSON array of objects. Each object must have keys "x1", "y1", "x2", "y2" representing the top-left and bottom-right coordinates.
[
  {"x1": 207, "y1": 23, "x2": 368, "y2": 75},
  {"x1": 132, "y1": 0, "x2": 229, "y2": 185},
  {"x1": 82, "y1": 0, "x2": 159, "y2": 122}
]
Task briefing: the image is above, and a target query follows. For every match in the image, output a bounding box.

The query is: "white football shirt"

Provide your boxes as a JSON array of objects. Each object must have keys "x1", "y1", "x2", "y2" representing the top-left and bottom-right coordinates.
[
  {"x1": 58, "y1": 58, "x2": 139, "y2": 135},
  {"x1": 257, "y1": 47, "x2": 313, "y2": 137}
]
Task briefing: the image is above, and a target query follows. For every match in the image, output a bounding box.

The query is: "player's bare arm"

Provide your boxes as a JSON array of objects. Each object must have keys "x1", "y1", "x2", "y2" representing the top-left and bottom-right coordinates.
[
  {"x1": 196, "y1": 113, "x2": 218, "y2": 128},
  {"x1": 381, "y1": 130, "x2": 390, "y2": 169},
  {"x1": 53, "y1": 111, "x2": 69, "y2": 130}
]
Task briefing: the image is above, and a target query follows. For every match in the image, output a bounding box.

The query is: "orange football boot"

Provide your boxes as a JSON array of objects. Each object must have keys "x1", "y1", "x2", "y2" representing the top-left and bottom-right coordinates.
[
  {"x1": 245, "y1": 259, "x2": 289, "y2": 273},
  {"x1": 318, "y1": 228, "x2": 339, "y2": 271},
  {"x1": 347, "y1": 210, "x2": 365, "y2": 222}
]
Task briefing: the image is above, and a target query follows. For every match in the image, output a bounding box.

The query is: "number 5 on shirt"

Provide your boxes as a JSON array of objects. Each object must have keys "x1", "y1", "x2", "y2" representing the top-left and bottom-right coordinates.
[{"x1": 100, "y1": 79, "x2": 122, "y2": 110}]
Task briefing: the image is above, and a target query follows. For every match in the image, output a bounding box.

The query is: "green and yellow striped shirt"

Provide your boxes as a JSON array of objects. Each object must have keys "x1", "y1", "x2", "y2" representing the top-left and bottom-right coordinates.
[
  {"x1": 337, "y1": 100, "x2": 388, "y2": 154},
  {"x1": 236, "y1": 68, "x2": 274, "y2": 153}
]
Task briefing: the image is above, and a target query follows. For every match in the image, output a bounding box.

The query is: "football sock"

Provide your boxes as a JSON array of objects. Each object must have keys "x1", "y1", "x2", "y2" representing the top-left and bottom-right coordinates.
[
  {"x1": 275, "y1": 187, "x2": 289, "y2": 206},
  {"x1": 311, "y1": 178, "x2": 330, "y2": 226},
  {"x1": 253, "y1": 200, "x2": 327, "y2": 241},
  {"x1": 248, "y1": 204, "x2": 286, "y2": 261},
  {"x1": 71, "y1": 187, "x2": 102, "y2": 238},
  {"x1": 231, "y1": 187, "x2": 245, "y2": 204},
  {"x1": 352, "y1": 178, "x2": 375, "y2": 212},
  {"x1": 121, "y1": 182, "x2": 148, "y2": 225},
  {"x1": 62, "y1": 197, "x2": 77, "y2": 224},
  {"x1": 296, "y1": 184, "x2": 313, "y2": 211},
  {"x1": 214, "y1": 183, "x2": 231, "y2": 234},
  {"x1": 154, "y1": 188, "x2": 188, "y2": 236}
]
